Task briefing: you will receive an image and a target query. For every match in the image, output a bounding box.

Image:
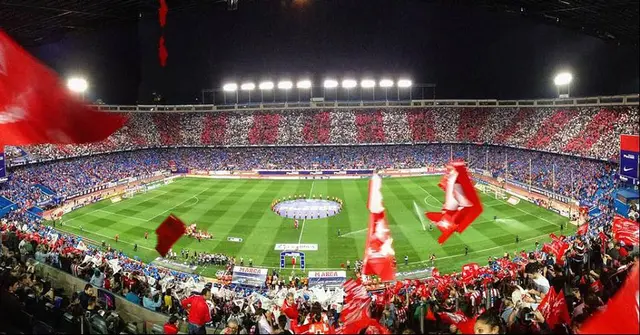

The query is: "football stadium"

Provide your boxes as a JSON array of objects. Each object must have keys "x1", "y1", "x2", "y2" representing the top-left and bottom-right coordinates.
[{"x1": 1, "y1": 1, "x2": 639, "y2": 334}]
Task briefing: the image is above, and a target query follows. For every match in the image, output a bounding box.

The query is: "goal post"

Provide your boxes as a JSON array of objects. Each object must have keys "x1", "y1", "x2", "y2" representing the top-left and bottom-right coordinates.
[{"x1": 476, "y1": 183, "x2": 507, "y2": 200}]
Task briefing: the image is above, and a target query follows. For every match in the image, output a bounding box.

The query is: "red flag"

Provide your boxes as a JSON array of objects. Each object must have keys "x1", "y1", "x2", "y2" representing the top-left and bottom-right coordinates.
[
  {"x1": 457, "y1": 315, "x2": 478, "y2": 334},
  {"x1": 426, "y1": 162, "x2": 483, "y2": 244},
  {"x1": 598, "y1": 231, "x2": 608, "y2": 252},
  {"x1": 155, "y1": 214, "x2": 186, "y2": 257},
  {"x1": 425, "y1": 307, "x2": 436, "y2": 321},
  {"x1": 612, "y1": 215, "x2": 639, "y2": 246},
  {"x1": 438, "y1": 311, "x2": 469, "y2": 326},
  {"x1": 577, "y1": 222, "x2": 588, "y2": 236},
  {"x1": 338, "y1": 279, "x2": 385, "y2": 334},
  {"x1": 362, "y1": 174, "x2": 396, "y2": 281},
  {"x1": 159, "y1": 36, "x2": 168, "y2": 67},
  {"x1": 580, "y1": 264, "x2": 639, "y2": 334},
  {"x1": 461, "y1": 263, "x2": 480, "y2": 284},
  {"x1": 547, "y1": 290, "x2": 571, "y2": 329},
  {"x1": 0, "y1": 31, "x2": 126, "y2": 146},
  {"x1": 536, "y1": 287, "x2": 556, "y2": 321},
  {"x1": 158, "y1": 0, "x2": 169, "y2": 27}
]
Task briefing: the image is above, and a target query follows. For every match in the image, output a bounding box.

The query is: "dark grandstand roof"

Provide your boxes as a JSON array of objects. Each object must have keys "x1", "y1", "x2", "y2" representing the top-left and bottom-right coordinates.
[
  {"x1": 472, "y1": 0, "x2": 639, "y2": 46},
  {"x1": 0, "y1": 0, "x2": 638, "y2": 47}
]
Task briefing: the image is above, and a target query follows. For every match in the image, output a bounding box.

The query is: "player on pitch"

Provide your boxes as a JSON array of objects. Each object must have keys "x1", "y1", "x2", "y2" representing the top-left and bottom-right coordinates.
[{"x1": 294, "y1": 219, "x2": 299, "y2": 229}]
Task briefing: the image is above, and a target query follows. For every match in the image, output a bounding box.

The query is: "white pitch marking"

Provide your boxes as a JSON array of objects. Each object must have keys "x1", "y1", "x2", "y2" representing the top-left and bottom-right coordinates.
[{"x1": 297, "y1": 181, "x2": 315, "y2": 246}]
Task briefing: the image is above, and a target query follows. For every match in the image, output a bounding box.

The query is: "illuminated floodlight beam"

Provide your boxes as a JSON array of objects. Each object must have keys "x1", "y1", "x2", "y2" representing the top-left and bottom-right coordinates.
[
  {"x1": 398, "y1": 79, "x2": 412, "y2": 88},
  {"x1": 259, "y1": 81, "x2": 274, "y2": 90},
  {"x1": 67, "y1": 77, "x2": 88, "y2": 93},
  {"x1": 379, "y1": 79, "x2": 394, "y2": 88},
  {"x1": 278, "y1": 80, "x2": 293, "y2": 89},
  {"x1": 223, "y1": 83, "x2": 238, "y2": 92},
  {"x1": 554, "y1": 72, "x2": 572, "y2": 86},
  {"x1": 296, "y1": 80, "x2": 312, "y2": 89},
  {"x1": 323, "y1": 79, "x2": 338, "y2": 88},
  {"x1": 361, "y1": 79, "x2": 376, "y2": 88},
  {"x1": 342, "y1": 79, "x2": 357, "y2": 89},
  {"x1": 240, "y1": 82, "x2": 255, "y2": 91}
]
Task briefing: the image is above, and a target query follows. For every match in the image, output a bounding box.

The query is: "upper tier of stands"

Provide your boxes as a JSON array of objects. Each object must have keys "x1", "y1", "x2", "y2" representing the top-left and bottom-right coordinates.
[{"x1": 4, "y1": 98, "x2": 638, "y2": 165}]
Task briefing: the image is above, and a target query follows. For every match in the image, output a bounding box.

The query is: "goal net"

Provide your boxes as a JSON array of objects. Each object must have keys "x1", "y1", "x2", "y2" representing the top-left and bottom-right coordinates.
[{"x1": 476, "y1": 183, "x2": 507, "y2": 200}]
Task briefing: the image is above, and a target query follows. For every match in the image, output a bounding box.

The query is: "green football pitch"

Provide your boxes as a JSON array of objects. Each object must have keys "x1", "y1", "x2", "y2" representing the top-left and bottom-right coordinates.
[{"x1": 50, "y1": 176, "x2": 572, "y2": 277}]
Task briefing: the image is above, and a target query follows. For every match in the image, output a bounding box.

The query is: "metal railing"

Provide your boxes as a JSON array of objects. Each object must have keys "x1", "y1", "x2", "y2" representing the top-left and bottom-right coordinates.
[{"x1": 92, "y1": 94, "x2": 639, "y2": 113}]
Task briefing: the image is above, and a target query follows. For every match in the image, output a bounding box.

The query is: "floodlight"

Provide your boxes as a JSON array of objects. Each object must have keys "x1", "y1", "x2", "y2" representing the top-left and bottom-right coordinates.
[
  {"x1": 361, "y1": 79, "x2": 376, "y2": 88},
  {"x1": 398, "y1": 79, "x2": 412, "y2": 88},
  {"x1": 278, "y1": 81, "x2": 293, "y2": 89},
  {"x1": 259, "y1": 81, "x2": 274, "y2": 90},
  {"x1": 554, "y1": 72, "x2": 573, "y2": 86},
  {"x1": 379, "y1": 79, "x2": 394, "y2": 88},
  {"x1": 297, "y1": 80, "x2": 312, "y2": 89},
  {"x1": 223, "y1": 83, "x2": 238, "y2": 92},
  {"x1": 323, "y1": 79, "x2": 338, "y2": 88},
  {"x1": 67, "y1": 77, "x2": 88, "y2": 93},
  {"x1": 342, "y1": 79, "x2": 357, "y2": 89},
  {"x1": 240, "y1": 83, "x2": 255, "y2": 91}
]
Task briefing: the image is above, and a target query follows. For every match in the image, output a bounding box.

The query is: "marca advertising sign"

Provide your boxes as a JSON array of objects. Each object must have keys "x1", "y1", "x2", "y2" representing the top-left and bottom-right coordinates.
[
  {"x1": 620, "y1": 134, "x2": 639, "y2": 183},
  {"x1": 0, "y1": 152, "x2": 6, "y2": 182},
  {"x1": 274, "y1": 243, "x2": 318, "y2": 251},
  {"x1": 308, "y1": 271, "x2": 347, "y2": 288},
  {"x1": 231, "y1": 266, "x2": 268, "y2": 288}
]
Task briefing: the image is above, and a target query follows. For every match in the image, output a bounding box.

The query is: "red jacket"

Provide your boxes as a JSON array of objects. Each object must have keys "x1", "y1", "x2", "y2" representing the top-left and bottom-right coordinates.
[
  {"x1": 163, "y1": 323, "x2": 179, "y2": 334},
  {"x1": 181, "y1": 295, "x2": 211, "y2": 326}
]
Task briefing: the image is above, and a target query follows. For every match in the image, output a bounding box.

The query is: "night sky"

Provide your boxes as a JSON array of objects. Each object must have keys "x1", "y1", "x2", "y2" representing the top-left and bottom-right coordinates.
[{"x1": 29, "y1": 0, "x2": 639, "y2": 105}]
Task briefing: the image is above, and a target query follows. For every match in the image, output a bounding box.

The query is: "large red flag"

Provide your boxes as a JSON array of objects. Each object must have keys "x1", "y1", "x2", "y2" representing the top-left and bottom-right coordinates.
[
  {"x1": 547, "y1": 290, "x2": 571, "y2": 329},
  {"x1": 425, "y1": 162, "x2": 483, "y2": 244},
  {"x1": 536, "y1": 287, "x2": 556, "y2": 321},
  {"x1": 337, "y1": 279, "x2": 389, "y2": 334},
  {"x1": 362, "y1": 174, "x2": 396, "y2": 281},
  {"x1": 0, "y1": 31, "x2": 126, "y2": 146},
  {"x1": 155, "y1": 214, "x2": 186, "y2": 257},
  {"x1": 612, "y1": 215, "x2": 639, "y2": 246},
  {"x1": 580, "y1": 264, "x2": 639, "y2": 334}
]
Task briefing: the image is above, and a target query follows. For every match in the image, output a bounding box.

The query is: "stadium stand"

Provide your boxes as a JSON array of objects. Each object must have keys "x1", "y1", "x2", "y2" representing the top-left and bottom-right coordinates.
[{"x1": 1, "y1": 102, "x2": 639, "y2": 334}]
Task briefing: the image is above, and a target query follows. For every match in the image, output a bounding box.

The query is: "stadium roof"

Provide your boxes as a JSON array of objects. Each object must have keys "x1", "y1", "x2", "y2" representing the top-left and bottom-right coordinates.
[
  {"x1": 0, "y1": 0, "x2": 224, "y2": 47},
  {"x1": 0, "y1": 0, "x2": 638, "y2": 47}
]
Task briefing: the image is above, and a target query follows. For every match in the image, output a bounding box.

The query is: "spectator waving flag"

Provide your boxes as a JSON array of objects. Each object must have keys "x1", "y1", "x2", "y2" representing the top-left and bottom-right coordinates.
[
  {"x1": 425, "y1": 162, "x2": 483, "y2": 244},
  {"x1": 362, "y1": 174, "x2": 396, "y2": 281},
  {"x1": 580, "y1": 264, "x2": 639, "y2": 334},
  {"x1": 0, "y1": 30, "x2": 126, "y2": 147},
  {"x1": 612, "y1": 215, "x2": 639, "y2": 246}
]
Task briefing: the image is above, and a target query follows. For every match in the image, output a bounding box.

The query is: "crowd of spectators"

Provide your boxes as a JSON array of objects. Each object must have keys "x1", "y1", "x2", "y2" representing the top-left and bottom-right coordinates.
[
  {"x1": 3, "y1": 204, "x2": 638, "y2": 334},
  {"x1": 5, "y1": 106, "x2": 637, "y2": 163},
  {"x1": 1, "y1": 144, "x2": 619, "y2": 215},
  {"x1": 1, "y1": 105, "x2": 638, "y2": 334}
]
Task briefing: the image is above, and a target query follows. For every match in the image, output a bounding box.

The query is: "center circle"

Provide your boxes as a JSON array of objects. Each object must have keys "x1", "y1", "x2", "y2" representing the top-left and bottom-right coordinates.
[{"x1": 272, "y1": 199, "x2": 343, "y2": 219}]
